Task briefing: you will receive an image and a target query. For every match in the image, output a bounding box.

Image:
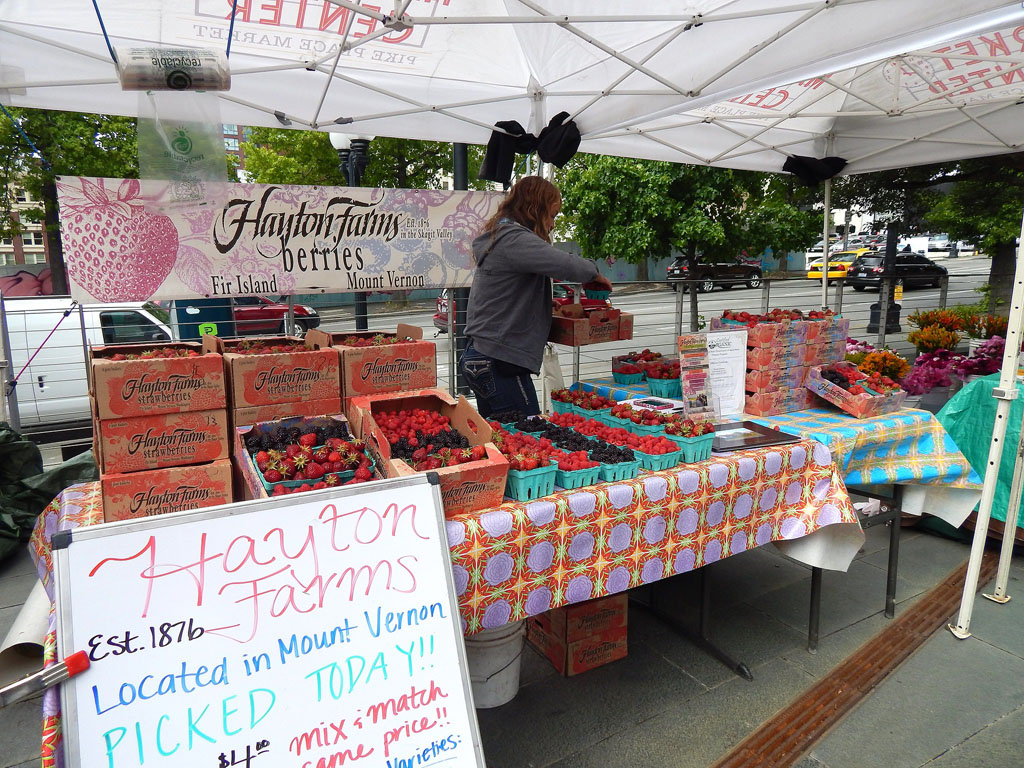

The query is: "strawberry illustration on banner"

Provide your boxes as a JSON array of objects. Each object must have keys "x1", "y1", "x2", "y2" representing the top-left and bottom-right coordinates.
[{"x1": 59, "y1": 178, "x2": 179, "y2": 301}]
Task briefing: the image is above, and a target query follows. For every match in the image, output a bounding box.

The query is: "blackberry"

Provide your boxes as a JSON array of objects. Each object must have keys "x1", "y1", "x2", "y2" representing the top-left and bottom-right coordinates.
[
  {"x1": 492, "y1": 409, "x2": 526, "y2": 424},
  {"x1": 513, "y1": 416, "x2": 551, "y2": 433},
  {"x1": 589, "y1": 444, "x2": 635, "y2": 464}
]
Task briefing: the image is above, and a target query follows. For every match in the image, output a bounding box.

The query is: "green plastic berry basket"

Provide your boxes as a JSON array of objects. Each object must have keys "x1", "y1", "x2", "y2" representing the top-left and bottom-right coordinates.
[
  {"x1": 612, "y1": 371, "x2": 643, "y2": 385},
  {"x1": 505, "y1": 462, "x2": 558, "y2": 501},
  {"x1": 597, "y1": 459, "x2": 641, "y2": 482},
  {"x1": 551, "y1": 400, "x2": 574, "y2": 415},
  {"x1": 665, "y1": 432, "x2": 715, "y2": 463},
  {"x1": 584, "y1": 289, "x2": 611, "y2": 300},
  {"x1": 556, "y1": 465, "x2": 601, "y2": 490},
  {"x1": 629, "y1": 422, "x2": 665, "y2": 436},
  {"x1": 647, "y1": 377, "x2": 682, "y2": 398},
  {"x1": 634, "y1": 448, "x2": 683, "y2": 471},
  {"x1": 575, "y1": 406, "x2": 612, "y2": 424}
]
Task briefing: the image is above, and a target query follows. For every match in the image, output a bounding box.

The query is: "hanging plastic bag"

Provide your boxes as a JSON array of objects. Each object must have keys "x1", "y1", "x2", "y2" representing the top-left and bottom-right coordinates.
[{"x1": 541, "y1": 344, "x2": 565, "y2": 413}]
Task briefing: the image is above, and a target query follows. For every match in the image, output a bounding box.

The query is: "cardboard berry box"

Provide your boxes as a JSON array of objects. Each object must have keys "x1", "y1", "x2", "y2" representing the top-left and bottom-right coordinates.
[
  {"x1": 306, "y1": 326, "x2": 437, "y2": 401},
  {"x1": 102, "y1": 459, "x2": 232, "y2": 522},
  {"x1": 744, "y1": 366, "x2": 809, "y2": 393},
  {"x1": 233, "y1": 414, "x2": 351, "y2": 501},
  {"x1": 527, "y1": 594, "x2": 628, "y2": 676},
  {"x1": 230, "y1": 397, "x2": 344, "y2": 438},
  {"x1": 349, "y1": 389, "x2": 508, "y2": 518},
  {"x1": 203, "y1": 335, "x2": 341, "y2": 408},
  {"x1": 745, "y1": 387, "x2": 814, "y2": 417},
  {"x1": 94, "y1": 408, "x2": 229, "y2": 474},
  {"x1": 710, "y1": 316, "x2": 808, "y2": 348},
  {"x1": 549, "y1": 304, "x2": 634, "y2": 347},
  {"x1": 746, "y1": 344, "x2": 808, "y2": 371},
  {"x1": 805, "y1": 363, "x2": 907, "y2": 419},
  {"x1": 90, "y1": 342, "x2": 226, "y2": 420}
]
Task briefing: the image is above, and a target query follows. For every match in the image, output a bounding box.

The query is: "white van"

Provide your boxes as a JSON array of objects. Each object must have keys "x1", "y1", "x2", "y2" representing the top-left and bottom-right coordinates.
[{"x1": 2, "y1": 296, "x2": 172, "y2": 432}]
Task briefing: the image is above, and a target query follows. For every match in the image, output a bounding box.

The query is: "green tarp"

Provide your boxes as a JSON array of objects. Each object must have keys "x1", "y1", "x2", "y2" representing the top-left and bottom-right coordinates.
[
  {"x1": 937, "y1": 373, "x2": 1024, "y2": 530},
  {"x1": 0, "y1": 425, "x2": 98, "y2": 563}
]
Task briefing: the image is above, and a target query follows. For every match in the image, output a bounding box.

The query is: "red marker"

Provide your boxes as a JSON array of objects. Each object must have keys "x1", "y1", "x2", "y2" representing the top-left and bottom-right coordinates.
[{"x1": 0, "y1": 650, "x2": 90, "y2": 707}]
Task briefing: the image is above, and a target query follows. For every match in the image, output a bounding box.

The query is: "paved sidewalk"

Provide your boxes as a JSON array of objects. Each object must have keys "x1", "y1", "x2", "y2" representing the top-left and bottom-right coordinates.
[{"x1": 1, "y1": 522, "x2": 1020, "y2": 768}]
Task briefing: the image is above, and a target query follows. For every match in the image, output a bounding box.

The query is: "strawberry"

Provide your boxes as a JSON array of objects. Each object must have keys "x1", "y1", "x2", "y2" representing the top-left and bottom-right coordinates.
[
  {"x1": 355, "y1": 466, "x2": 373, "y2": 482},
  {"x1": 293, "y1": 471, "x2": 306, "y2": 481},
  {"x1": 272, "y1": 485, "x2": 289, "y2": 496},
  {"x1": 304, "y1": 462, "x2": 326, "y2": 480},
  {"x1": 263, "y1": 468, "x2": 283, "y2": 483},
  {"x1": 325, "y1": 474, "x2": 340, "y2": 485},
  {"x1": 313, "y1": 482, "x2": 328, "y2": 490},
  {"x1": 328, "y1": 451, "x2": 342, "y2": 463},
  {"x1": 254, "y1": 450, "x2": 270, "y2": 465},
  {"x1": 299, "y1": 433, "x2": 319, "y2": 447}
]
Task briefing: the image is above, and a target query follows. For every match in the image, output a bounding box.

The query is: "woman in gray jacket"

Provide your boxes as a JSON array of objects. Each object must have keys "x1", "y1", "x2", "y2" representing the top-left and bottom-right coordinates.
[{"x1": 461, "y1": 176, "x2": 612, "y2": 417}]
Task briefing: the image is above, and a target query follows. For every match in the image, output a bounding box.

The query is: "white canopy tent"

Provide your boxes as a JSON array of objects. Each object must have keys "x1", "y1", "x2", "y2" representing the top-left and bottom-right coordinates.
[
  {"x1": 0, "y1": 0, "x2": 1021, "y2": 161},
  {"x1": 3, "y1": 0, "x2": 1024, "y2": 636}
]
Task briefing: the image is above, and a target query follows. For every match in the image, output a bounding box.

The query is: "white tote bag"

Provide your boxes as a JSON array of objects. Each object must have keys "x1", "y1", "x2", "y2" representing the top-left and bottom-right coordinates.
[{"x1": 540, "y1": 344, "x2": 565, "y2": 413}]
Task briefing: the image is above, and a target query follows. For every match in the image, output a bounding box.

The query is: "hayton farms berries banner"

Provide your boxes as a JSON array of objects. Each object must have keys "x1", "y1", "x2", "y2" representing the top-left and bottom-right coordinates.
[{"x1": 57, "y1": 177, "x2": 502, "y2": 303}]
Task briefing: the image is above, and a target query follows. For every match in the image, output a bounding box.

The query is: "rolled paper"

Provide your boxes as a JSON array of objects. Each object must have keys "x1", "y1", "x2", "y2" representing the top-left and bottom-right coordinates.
[{"x1": 116, "y1": 47, "x2": 231, "y2": 91}]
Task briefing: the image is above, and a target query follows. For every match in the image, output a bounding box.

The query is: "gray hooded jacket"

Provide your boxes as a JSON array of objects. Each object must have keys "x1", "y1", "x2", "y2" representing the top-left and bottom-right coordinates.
[{"x1": 465, "y1": 221, "x2": 600, "y2": 374}]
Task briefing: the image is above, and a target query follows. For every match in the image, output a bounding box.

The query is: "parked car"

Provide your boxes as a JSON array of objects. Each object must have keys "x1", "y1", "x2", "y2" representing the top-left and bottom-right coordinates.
[
  {"x1": 2, "y1": 297, "x2": 173, "y2": 430},
  {"x1": 666, "y1": 255, "x2": 763, "y2": 292},
  {"x1": 230, "y1": 296, "x2": 320, "y2": 336},
  {"x1": 433, "y1": 282, "x2": 606, "y2": 333},
  {"x1": 806, "y1": 249, "x2": 871, "y2": 281},
  {"x1": 846, "y1": 252, "x2": 948, "y2": 291}
]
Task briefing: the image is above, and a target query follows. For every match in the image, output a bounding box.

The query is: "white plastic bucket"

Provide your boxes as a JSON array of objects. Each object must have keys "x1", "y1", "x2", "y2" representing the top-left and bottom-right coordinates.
[{"x1": 465, "y1": 619, "x2": 526, "y2": 709}]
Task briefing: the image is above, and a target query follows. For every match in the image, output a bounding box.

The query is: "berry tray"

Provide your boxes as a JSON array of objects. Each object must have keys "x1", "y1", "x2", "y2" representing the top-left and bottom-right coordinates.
[
  {"x1": 506, "y1": 462, "x2": 558, "y2": 501},
  {"x1": 574, "y1": 406, "x2": 613, "y2": 422},
  {"x1": 634, "y1": 449, "x2": 682, "y2": 472},
  {"x1": 603, "y1": 414, "x2": 664, "y2": 436},
  {"x1": 598, "y1": 459, "x2": 641, "y2": 482},
  {"x1": 612, "y1": 371, "x2": 643, "y2": 385},
  {"x1": 647, "y1": 377, "x2": 682, "y2": 398},
  {"x1": 665, "y1": 433, "x2": 714, "y2": 463},
  {"x1": 551, "y1": 401, "x2": 574, "y2": 415},
  {"x1": 555, "y1": 465, "x2": 601, "y2": 490}
]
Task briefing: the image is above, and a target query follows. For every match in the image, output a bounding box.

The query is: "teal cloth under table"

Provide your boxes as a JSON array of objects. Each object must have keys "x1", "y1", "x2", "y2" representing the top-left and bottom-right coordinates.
[
  {"x1": 750, "y1": 407, "x2": 982, "y2": 527},
  {"x1": 938, "y1": 373, "x2": 1024, "y2": 531}
]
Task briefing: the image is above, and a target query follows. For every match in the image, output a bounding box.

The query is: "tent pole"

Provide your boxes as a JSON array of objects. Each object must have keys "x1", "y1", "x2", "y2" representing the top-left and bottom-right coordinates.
[
  {"x1": 949, "y1": 204, "x2": 1024, "y2": 638},
  {"x1": 821, "y1": 178, "x2": 831, "y2": 310},
  {"x1": 985, "y1": 418, "x2": 1024, "y2": 603}
]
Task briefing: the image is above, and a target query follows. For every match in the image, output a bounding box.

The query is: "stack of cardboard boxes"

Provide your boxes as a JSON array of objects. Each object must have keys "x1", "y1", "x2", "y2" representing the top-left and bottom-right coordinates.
[
  {"x1": 711, "y1": 314, "x2": 850, "y2": 416},
  {"x1": 527, "y1": 593, "x2": 628, "y2": 676},
  {"x1": 90, "y1": 342, "x2": 232, "y2": 521}
]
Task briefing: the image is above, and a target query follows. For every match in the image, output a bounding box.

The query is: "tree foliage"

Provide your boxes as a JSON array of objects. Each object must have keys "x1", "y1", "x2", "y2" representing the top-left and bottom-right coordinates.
[
  {"x1": 241, "y1": 128, "x2": 489, "y2": 189},
  {"x1": 555, "y1": 154, "x2": 819, "y2": 267}
]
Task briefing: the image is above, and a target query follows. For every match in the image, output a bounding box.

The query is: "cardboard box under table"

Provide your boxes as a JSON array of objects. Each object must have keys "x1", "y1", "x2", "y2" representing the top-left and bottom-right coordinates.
[
  {"x1": 306, "y1": 325, "x2": 436, "y2": 405},
  {"x1": 349, "y1": 388, "x2": 508, "y2": 517},
  {"x1": 528, "y1": 593, "x2": 628, "y2": 675}
]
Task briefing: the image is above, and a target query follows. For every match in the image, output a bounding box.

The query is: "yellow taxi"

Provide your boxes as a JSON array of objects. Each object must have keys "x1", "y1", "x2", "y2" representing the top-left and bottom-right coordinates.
[{"x1": 806, "y1": 249, "x2": 872, "y2": 280}]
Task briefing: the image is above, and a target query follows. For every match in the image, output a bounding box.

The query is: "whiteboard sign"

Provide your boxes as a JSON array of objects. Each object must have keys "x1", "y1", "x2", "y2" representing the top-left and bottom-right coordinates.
[{"x1": 54, "y1": 475, "x2": 485, "y2": 768}]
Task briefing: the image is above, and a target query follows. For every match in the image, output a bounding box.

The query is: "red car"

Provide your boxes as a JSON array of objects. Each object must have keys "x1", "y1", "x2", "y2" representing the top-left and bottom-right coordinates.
[
  {"x1": 231, "y1": 296, "x2": 321, "y2": 336},
  {"x1": 432, "y1": 283, "x2": 608, "y2": 333}
]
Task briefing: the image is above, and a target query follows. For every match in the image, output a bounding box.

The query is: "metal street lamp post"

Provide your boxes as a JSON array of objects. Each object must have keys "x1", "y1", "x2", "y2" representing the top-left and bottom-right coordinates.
[{"x1": 329, "y1": 132, "x2": 374, "y2": 331}]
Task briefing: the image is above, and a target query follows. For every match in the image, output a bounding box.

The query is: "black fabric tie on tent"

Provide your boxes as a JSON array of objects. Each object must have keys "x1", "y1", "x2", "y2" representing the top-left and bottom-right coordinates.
[
  {"x1": 479, "y1": 112, "x2": 582, "y2": 183},
  {"x1": 783, "y1": 155, "x2": 848, "y2": 185}
]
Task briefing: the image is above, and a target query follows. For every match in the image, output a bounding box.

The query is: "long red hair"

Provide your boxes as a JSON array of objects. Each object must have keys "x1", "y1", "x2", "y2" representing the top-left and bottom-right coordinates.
[{"x1": 482, "y1": 176, "x2": 561, "y2": 243}]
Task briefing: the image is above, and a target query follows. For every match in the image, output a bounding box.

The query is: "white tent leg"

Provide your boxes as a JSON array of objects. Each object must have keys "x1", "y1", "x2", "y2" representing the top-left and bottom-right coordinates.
[
  {"x1": 821, "y1": 178, "x2": 831, "y2": 310},
  {"x1": 949, "y1": 204, "x2": 1024, "y2": 638},
  {"x1": 984, "y1": 423, "x2": 1024, "y2": 604}
]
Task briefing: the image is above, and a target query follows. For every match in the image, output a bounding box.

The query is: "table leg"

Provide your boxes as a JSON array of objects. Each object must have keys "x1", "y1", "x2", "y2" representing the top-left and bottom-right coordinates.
[
  {"x1": 634, "y1": 568, "x2": 754, "y2": 681},
  {"x1": 808, "y1": 566, "x2": 822, "y2": 653},
  {"x1": 884, "y1": 487, "x2": 903, "y2": 619}
]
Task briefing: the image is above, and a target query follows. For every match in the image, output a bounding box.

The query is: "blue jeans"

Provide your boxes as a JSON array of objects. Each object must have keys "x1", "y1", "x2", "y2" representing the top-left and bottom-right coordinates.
[{"x1": 459, "y1": 341, "x2": 540, "y2": 419}]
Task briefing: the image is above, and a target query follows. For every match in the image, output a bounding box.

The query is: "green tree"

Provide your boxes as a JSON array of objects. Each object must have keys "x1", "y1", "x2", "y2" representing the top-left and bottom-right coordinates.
[
  {"x1": 0, "y1": 108, "x2": 137, "y2": 293},
  {"x1": 242, "y1": 128, "x2": 488, "y2": 189},
  {"x1": 925, "y1": 156, "x2": 1024, "y2": 315},
  {"x1": 555, "y1": 155, "x2": 819, "y2": 279}
]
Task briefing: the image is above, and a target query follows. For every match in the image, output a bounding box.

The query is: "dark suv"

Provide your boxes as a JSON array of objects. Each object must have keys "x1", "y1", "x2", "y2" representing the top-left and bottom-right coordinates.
[
  {"x1": 666, "y1": 255, "x2": 762, "y2": 292},
  {"x1": 846, "y1": 252, "x2": 947, "y2": 291}
]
